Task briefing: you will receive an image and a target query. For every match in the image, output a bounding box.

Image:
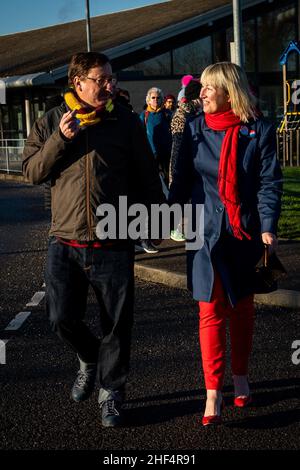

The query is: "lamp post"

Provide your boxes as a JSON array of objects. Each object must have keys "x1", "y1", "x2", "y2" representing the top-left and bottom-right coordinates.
[
  {"x1": 85, "y1": 0, "x2": 92, "y2": 52},
  {"x1": 232, "y1": 0, "x2": 243, "y2": 66}
]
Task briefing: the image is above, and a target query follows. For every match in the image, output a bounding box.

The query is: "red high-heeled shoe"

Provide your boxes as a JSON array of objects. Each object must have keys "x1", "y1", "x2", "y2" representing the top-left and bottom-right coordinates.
[
  {"x1": 234, "y1": 395, "x2": 252, "y2": 408},
  {"x1": 202, "y1": 399, "x2": 224, "y2": 426}
]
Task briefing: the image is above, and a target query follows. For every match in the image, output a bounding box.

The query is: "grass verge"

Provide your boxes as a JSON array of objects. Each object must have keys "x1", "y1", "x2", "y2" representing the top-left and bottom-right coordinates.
[{"x1": 278, "y1": 167, "x2": 300, "y2": 239}]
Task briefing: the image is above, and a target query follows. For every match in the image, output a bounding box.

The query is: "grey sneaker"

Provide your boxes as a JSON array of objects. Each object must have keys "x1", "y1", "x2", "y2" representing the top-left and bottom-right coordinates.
[
  {"x1": 99, "y1": 388, "x2": 124, "y2": 427},
  {"x1": 134, "y1": 242, "x2": 145, "y2": 253},
  {"x1": 139, "y1": 240, "x2": 159, "y2": 254},
  {"x1": 71, "y1": 357, "x2": 97, "y2": 402}
]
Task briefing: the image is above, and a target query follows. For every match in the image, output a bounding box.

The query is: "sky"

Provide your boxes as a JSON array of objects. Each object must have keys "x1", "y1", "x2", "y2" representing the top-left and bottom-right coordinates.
[{"x1": 0, "y1": 0, "x2": 170, "y2": 36}]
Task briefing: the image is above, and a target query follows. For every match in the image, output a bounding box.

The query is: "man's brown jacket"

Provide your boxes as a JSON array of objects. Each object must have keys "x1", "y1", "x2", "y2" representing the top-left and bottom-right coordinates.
[{"x1": 23, "y1": 103, "x2": 165, "y2": 241}]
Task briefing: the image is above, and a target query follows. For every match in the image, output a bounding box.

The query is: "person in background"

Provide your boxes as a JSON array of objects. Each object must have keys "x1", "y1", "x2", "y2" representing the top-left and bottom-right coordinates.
[
  {"x1": 116, "y1": 88, "x2": 133, "y2": 111},
  {"x1": 169, "y1": 62, "x2": 282, "y2": 426},
  {"x1": 169, "y1": 78, "x2": 202, "y2": 242},
  {"x1": 106, "y1": 75, "x2": 118, "y2": 99},
  {"x1": 163, "y1": 94, "x2": 176, "y2": 113},
  {"x1": 140, "y1": 87, "x2": 172, "y2": 182},
  {"x1": 177, "y1": 74, "x2": 195, "y2": 102},
  {"x1": 23, "y1": 52, "x2": 164, "y2": 428},
  {"x1": 137, "y1": 87, "x2": 172, "y2": 253}
]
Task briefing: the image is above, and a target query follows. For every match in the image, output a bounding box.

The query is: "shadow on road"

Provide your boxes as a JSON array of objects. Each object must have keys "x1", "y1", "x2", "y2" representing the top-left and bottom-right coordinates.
[
  {"x1": 227, "y1": 408, "x2": 300, "y2": 429},
  {"x1": 123, "y1": 377, "x2": 300, "y2": 427},
  {"x1": 123, "y1": 398, "x2": 202, "y2": 426}
]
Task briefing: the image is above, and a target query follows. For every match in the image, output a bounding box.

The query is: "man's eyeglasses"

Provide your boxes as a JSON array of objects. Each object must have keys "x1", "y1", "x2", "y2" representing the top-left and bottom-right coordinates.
[
  {"x1": 151, "y1": 96, "x2": 160, "y2": 100},
  {"x1": 85, "y1": 76, "x2": 116, "y2": 87}
]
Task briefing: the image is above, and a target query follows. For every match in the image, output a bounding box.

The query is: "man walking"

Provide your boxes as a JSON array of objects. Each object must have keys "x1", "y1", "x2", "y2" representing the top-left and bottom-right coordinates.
[{"x1": 23, "y1": 52, "x2": 164, "y2": 427}]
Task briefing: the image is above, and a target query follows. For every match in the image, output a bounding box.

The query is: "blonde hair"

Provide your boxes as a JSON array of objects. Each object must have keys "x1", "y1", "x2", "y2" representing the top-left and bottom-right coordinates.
[{"x1": 200, "y1": 62, "x2": 257, "y2": 122}]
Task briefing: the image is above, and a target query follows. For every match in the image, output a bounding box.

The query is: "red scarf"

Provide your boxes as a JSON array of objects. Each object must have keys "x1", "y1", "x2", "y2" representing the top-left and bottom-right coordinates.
[{"x1": 205, "y1": 110, "x2": 251, "y2": 240}]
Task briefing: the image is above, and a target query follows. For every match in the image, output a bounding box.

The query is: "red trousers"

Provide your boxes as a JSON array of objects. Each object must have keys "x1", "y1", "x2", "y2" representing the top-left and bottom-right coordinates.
[{"x1": 198, "y1": 271, "x2": 254, "y2": 390}]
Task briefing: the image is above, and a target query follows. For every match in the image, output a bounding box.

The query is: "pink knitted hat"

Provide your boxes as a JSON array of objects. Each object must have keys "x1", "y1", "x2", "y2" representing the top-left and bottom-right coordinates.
[{"x1": 181, "y1": 75, "x2": 194, "y2": 87}]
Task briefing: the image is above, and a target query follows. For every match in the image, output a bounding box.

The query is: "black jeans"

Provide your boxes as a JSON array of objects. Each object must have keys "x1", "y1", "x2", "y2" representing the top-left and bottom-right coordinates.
[{"x1": 45, "y1": 237, "x2": 135, "y2": 392}]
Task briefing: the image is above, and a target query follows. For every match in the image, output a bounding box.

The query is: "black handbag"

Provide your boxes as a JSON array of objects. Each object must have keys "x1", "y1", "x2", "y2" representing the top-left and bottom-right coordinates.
[{"x1": 253, "y1": 244, "x2": 287, "y2": 294}]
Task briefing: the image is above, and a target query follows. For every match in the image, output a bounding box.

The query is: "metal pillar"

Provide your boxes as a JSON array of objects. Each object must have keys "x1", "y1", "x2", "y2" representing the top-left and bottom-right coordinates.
[
  {"x1": 25, "y1": 95, "x2": 32, "y2": 137},
  {"x1": 0, "y1": 106, "x2": 4, "y2": 141},
  {"x1": 0, "y1": 79, "x2": 5, "y2": 105},
  {"x1": 85, "y1": 0, "x2": 92, "y2": 52},
  {"x1": 283, "y1": 64, "x2": 288, "y2": 131},
  {"x1": 232, "y1": 0, "x2": 243, "y2": 66},
  {"x1": 298, "y1": 0, "x2": 300, "y2": 43}
]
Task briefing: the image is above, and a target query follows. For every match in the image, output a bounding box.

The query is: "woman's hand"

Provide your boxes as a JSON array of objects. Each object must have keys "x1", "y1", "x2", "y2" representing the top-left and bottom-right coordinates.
[{"x1": 261, "y1": 232, "x2": 278, "y2": 252}]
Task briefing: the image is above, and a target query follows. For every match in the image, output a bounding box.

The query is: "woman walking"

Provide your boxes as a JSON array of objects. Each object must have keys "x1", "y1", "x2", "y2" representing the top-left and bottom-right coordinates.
[{"x1": 169, "y1": 62, "x2": 282, "y2": 425}]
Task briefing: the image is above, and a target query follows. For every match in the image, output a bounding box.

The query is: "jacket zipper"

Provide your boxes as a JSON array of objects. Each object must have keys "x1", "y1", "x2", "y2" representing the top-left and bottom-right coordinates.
[{"x1": 85, "y1": 131, "x2": 93, "y2": 240}]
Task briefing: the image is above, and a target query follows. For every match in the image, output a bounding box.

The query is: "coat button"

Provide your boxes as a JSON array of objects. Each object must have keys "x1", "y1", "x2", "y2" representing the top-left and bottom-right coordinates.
[{"x1": 216, "y1": 206, "x2": 224, "y2": 213}]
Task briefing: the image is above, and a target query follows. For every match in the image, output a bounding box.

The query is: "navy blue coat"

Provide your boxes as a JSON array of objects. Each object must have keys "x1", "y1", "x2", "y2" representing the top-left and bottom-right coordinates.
[{"x1": 168, "y1": 114, "x2": 283, "y2": 305}]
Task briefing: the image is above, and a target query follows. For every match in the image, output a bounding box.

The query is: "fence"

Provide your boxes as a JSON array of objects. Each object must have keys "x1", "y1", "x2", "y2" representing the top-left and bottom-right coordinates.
[
  {"x1": 0, "y1": 139, "x2": 25, "y2": 173},
  {"x1": 276, "y1": 111, "x2": 300, "y2": 167},
  {"x1": 277, "y1": 130, "x2": 300, "y2": 167},
  {"x1": 0, "y1": 134, "x2": 298, "y2": 173}
]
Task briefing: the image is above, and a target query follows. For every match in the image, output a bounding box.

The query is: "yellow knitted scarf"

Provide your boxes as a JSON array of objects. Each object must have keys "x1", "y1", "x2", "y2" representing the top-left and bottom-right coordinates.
[
  {"x1": 146, "y1": 105, "x2": 162, "y2": 113},
  {"x1": 64, "y1": 88, "x2": 114, "y2": 128}
]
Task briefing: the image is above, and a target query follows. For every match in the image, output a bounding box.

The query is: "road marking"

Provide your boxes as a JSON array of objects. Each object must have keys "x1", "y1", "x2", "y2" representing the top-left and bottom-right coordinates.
[
  {"x1": 1, "y1": 286, "x2": 45, "y2": 347},
  {"x1": 5, "y1": 312, "x2": 31, "y2": 331},
  {"x1": 26, "y1": 291, "x2": 45, "y2": 307},
  {"x1": 0, "y1": 339, "x2": 8, "y2": 364}
]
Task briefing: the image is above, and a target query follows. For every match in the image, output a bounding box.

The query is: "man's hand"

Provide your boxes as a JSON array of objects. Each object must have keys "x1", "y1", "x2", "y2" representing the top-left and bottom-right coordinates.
[
  {"x1": 59, "y1": 110, "x2": 80, "y2": 140},
  {"x1": 261, "y1": 232, "x2": 278, "y2": 252}
]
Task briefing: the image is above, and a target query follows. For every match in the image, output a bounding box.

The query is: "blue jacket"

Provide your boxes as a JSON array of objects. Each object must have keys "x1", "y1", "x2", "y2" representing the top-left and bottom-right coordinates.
[
  {"x1": 168, "y1": 114, "x2": 283, "y2": 304},
  {"x1": 140, "y1": 109, "x2": 172, "y2": 169}
]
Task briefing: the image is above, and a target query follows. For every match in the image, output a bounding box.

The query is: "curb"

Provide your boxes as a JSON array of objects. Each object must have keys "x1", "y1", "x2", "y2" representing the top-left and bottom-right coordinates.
[
  {"x1": 135, "y1": 263, "x2": 186, "y2": 290},
  {"x1": 254, "y1": 289, "x2": 300, "y2": 308},
  {"x1": 135, "y1": 263, "x2": 300, "y2": 308}
]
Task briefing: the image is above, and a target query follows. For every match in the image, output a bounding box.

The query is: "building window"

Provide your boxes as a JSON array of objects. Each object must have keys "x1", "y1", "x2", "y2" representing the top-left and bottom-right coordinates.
[
  {"x1": 214, "y1": 30, "x2": 229, "y2": 62},
  {"x1": 258, "y1": 5, "x2": 297, "y2": 72},
  {"x1": 32, "y1": 98, "x2": 45, "y2": 121},
  {"x1": 1, "y1": 95, "x2": 26, "y2": 139},
  {"x1": 123, "y1": 51, "x2": 171, "y2": 76},
  {"x1": 0, "y1": 105, "x2": 10, "y2": 139},
  {"x1": 259, "y1": 85, "x2": 285, "y2": 124},
  {"x1": 10, "y1": 103, "x2": 25, "y2": 139},
  {"x1": 173, "y1": 36, "x2": 212, "y2": 75},
  {"x1": 243, "y1": 19, "x2": 256, "y2": 73}
]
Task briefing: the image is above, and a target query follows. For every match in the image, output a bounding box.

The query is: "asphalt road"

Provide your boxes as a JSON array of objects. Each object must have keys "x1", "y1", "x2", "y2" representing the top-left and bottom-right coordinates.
[{"x1": 0, "y1": 181, "x2": 299, "y2": 454}]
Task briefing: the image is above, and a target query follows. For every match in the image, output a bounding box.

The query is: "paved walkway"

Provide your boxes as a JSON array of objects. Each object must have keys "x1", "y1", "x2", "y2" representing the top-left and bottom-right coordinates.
[{"x1": 134, "y1": 239, "x2": 300, "y2": 308}]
